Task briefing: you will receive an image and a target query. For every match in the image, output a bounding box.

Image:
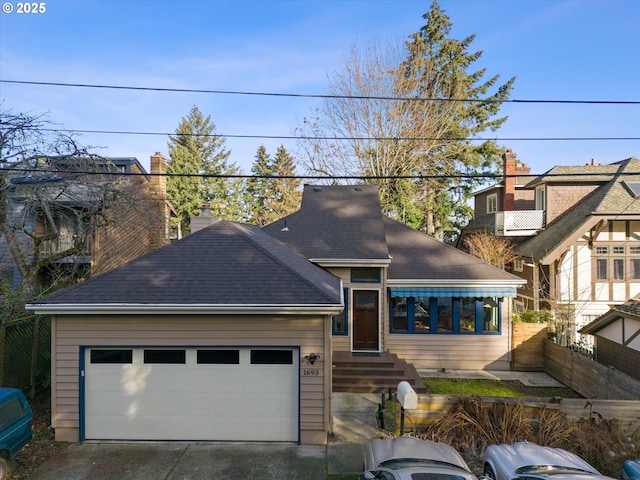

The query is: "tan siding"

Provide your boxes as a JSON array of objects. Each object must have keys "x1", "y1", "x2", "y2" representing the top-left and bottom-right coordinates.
[
  {"x1": 385, "y1": 334, "x2": 510, "y2": 369},
  {"x1": 53, "y1": 314, "x2": 328, "y2": 444}
]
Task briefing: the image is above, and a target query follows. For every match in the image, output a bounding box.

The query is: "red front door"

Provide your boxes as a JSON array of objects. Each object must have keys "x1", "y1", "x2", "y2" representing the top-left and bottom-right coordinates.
[{"x1": 353, "y1": 290, "x2": 379, "y2": 351}]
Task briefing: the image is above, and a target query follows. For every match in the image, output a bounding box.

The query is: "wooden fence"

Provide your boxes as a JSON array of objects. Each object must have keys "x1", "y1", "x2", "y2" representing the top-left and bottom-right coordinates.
[
  {"x1": 544, "y1": 338, "x2": 640, "y2": 400},
  {"x1": 512, "y1": 323, "x2": 547, "y2": 371},
  {"x1": 395, "y1": 394, "x2": 640, "y2": 436}
]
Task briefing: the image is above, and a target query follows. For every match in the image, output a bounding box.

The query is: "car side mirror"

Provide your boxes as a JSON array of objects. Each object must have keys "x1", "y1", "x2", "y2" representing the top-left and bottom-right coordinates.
[{"x1": 363, "y1": 471, "x2": 378, "y2": 479}]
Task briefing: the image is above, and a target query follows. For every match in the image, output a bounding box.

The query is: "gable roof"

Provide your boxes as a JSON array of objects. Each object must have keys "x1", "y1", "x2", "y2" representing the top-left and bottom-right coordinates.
[
  {"x1": 28, "y1": 220, "x2": 343, "y2": 315},
  {"x1": 579, "y1": 298, "x2": 640, "y2": 335},
  {"x1": 263, "y1": 184, "x2": 390, "y2": 266},
  {"x1": 515, "y1": 158, "x2": 640, "y2": 263},
  {"x1": 265, "y1": 184, "x2": 523, "y2": 292}
]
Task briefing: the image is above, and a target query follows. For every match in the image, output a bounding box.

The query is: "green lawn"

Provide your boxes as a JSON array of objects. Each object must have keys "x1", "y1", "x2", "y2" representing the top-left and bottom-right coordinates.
[{"x1": 423, "y1": 378, "x2": 583, "y2": 398}]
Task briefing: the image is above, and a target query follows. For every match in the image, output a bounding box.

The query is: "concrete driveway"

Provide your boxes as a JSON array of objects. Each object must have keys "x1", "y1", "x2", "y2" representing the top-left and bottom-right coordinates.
[{"x1": 28, "y1": 393, "x2": 381, "y2": 480}]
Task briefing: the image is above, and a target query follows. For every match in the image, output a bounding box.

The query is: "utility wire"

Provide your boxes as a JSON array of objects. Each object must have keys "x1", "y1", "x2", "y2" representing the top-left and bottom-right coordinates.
[
  {"x1": 33, "y1": 128, "x2": 640, "y2": 142},
  {"x1": 4, "y1": 166, "x2": 640, "y2": 181},
  {"x1": 3, "y1": 79, "x2": 640, "y2": 104}
]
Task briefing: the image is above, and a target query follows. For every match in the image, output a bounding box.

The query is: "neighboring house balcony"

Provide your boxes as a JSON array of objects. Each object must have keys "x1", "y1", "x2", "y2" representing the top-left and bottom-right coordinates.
[
  {"x1": 495, "y1": 210, "x2": 545, "y2": 236},
  {"x1": 41, "y1": 230, "x2": 93, "y2": 263}
]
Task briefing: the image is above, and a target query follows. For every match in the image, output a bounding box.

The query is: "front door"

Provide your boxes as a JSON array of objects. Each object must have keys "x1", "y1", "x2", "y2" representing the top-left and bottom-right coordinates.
[{"x1": 353, "y1": 290, "x2": 379, "y2": 351}]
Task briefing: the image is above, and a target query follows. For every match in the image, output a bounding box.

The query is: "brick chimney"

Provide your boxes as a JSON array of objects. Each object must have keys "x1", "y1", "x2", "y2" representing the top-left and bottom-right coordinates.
[
  {"x1": 149, "y1": 152, "x2": 167, "y2": 195},
  {"x1": 502, "y1": 149, "x2": 530, "y2": 211}
]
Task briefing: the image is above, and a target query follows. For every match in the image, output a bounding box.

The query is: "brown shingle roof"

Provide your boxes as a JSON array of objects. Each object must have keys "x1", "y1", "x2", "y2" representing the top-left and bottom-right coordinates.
[
  {"x1": 33, "y1": 220, "x2": 342, "y2": 307},
  {"x1": 383, "y1": 216, "x2": 518, "y2": 281},
  {"x1": 264, "y1": 184, "x2": 389, "y2": 262}
]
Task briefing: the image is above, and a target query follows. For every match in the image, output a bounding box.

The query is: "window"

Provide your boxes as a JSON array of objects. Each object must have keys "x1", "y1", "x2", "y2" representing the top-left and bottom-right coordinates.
[
  {"x1": 459, "y1": 298, "x2": 477, "y2": 332},
  {"x1": 197, "y1": 349, "x2": 239, "y2": 364},
  {"x1": 436, "y1": 298, "x2": 453, "y2": 332},
  {"x1": 390, "y1": 296, "x2": 501, "y2": 335},
  {"x1": 613, "y1": 258, "x2": 625, "y2": 280},
  {"x1": 487, "y1": 194, "x2": 497, "y2": 213},
  {"x1": 594, "y1": 244, "x2": 640, "y2": 282},
  {"x1": 351, "y1": 268, "x2": 380, "y2": 283},
  {"x1": 630, "y1": 259, "x2": 640, "y2": 279},
  {"x1": 251, "y1": 350, "x2": 293, "y2": 365},
  {"x1": 513, "y1": 258, "x2": 524, "y2": 272},
  {"x1": 391, "y1": 297, "x2": 409, "y2": 332},
  {"x1": 144, "y1": 349, "x2": 186, "y2": 364},
  {"x1": 482, "y1": 298, "x2": 500, "y2": 332},
  {"x1": 0, "y1": 398, "x2": 25, "y2": 431},
  {"x1": 414, "y1": 297, "x2": 431, "y2": 332},
  {"x1": 332, "y1": 288, "x2": 349, "y2": 335},
  {"x1": 91, "y1": 349, "x2": 133, "y2": 364},
  {"x1": 596, "y1": 259, "x2": 608, "y2": 280},
  {"x1": 535, "y1": 186, "x2": 546, "y2": 211}
]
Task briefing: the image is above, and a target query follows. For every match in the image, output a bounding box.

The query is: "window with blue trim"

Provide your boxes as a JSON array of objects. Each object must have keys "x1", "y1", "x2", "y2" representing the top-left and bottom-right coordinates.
[
  {"x1": 332, "y1": 288, "x2": 349, "y2": 335},
  {"x1": 390, "y1": 296, "x2": 501, "y2": 334}
]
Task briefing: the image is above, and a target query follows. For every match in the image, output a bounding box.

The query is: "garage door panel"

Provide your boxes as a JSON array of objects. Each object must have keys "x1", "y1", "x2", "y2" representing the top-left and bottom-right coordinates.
[
  {"x1": 87, "y1": 414, "x2": 296, "y2": 441},
  {"x1": 84, "y1": 347, "x2": 299, "y2": 442}
]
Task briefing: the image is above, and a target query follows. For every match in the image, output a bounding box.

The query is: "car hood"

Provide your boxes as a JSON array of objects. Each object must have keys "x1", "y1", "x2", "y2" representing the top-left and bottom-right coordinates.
[
  {"x1": 370, "y1": 436, "x2": 471, "y2": 471},
  {"x1": 486, "y1": 442, "x2": 599, "y2": 474}
]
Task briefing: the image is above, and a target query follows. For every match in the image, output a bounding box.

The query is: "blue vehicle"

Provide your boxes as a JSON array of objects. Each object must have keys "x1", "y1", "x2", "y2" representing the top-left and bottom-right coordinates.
[
  {"x1": 0, "y1": 388, "x2": 33, "y2": 480},
  {"x1": 622, "y1": 460, "x2": 640, "y2": 480}
]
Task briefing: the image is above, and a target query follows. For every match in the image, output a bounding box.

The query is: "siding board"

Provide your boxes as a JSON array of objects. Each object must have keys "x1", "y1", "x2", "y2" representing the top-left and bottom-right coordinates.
[{"x1": 53, "y1": 313, "x2": 329, "y2": 444}]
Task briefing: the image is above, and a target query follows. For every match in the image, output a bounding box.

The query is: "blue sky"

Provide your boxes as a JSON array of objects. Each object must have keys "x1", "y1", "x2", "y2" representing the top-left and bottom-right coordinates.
[{"x1": 1, "y1": 0, "x2": 638, "y2": 177}]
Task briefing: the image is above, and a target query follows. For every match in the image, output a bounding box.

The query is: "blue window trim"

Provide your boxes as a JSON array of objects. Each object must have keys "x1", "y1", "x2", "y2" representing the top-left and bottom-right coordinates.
[
  {"x1": 389, "y1": 296, "x2": 502, "y2": 335},
  {"x1": 332, "y1": 287, "x2": 349, "y2": 335},
  {"x1": 350, "y1": 267, "x2": 381, "y2": 283}
]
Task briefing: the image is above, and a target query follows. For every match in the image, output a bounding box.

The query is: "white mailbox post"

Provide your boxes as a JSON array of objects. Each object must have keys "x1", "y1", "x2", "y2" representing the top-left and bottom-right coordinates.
[{"x1": 397, "y1": 381, "x2": 417, "y2": 435}]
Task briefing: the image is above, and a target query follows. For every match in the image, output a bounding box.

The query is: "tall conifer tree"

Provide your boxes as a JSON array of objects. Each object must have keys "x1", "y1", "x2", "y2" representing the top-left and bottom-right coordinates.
[{"x1": 167, "y1": 106, "x2": 239, "y2": 236}]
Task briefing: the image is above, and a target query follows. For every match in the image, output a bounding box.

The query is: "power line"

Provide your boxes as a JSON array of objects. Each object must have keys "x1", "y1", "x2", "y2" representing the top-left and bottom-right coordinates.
[
  {"x1": 4, "y1": 165, "x2": 640, "y2": 181},
  {"x1": 34, "y1": 128, "x2": 640, "y2": 143},
  {"x1": 3, "y1": 79, "x2": 640, "y2": 105}
]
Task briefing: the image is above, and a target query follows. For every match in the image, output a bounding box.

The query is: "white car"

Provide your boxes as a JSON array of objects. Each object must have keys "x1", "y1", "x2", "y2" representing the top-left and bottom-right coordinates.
[
  {"x1": 483, "y1": 441, "x2": 617, "y2": 480},
  {"x1": 363, "y1": 435, "x2": 479, "y2": 480}
]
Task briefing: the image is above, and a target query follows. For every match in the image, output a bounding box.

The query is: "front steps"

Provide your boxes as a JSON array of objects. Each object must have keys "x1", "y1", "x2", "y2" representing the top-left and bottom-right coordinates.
[{"x1": 332, "y1": 351, "x2": 427, "y2": 393}]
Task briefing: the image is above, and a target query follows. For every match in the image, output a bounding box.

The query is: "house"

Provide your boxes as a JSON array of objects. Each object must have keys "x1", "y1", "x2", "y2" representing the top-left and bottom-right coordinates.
[
  {"x1": 579, "y1": 299, "x2": 640, "y2": 382},
  {"x1": 461, "y1": 150, "x2": 640, "y2": 346},
  {"x1": 263, "y1": 185, "x2": 524, "y2": 370},
  {"x1": 27, "y1": 220, "x2": 343, "y2": 445},
  {"x1": 0, "y1": 153, "x2": 172, "y2": 291},
  {"x1": 27, "y1": 184, "x2": 523, "y2": 445}
]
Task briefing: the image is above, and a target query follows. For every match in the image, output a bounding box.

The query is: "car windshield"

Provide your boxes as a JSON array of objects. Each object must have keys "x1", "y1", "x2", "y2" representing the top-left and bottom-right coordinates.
[
  {"x1": 515, "y1": 465, "x2": 594, "y2": 476},
  {"x1": 382, "y1": 458, "x2": 468, "y2": 473},
  {"x1": 411, "y1": 475, "x2": 469, "y2": 480}
]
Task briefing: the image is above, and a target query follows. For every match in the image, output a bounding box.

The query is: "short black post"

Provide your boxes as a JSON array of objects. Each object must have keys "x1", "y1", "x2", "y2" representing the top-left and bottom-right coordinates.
[{"x1": 400, "y1": 406, "x2": 405, "y2": 435}]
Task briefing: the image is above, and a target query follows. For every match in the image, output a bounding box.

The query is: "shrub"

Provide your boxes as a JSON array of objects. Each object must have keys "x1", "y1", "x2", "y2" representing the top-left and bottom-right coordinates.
[{"x1": 513, "y1": 310, "x2": 553, "y2": 323}]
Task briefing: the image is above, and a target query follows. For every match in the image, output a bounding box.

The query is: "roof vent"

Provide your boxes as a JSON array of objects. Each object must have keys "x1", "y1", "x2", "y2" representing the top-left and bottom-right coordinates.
[
  {"x1": 354, "y1": 186, "x2": 362, "y2": 191},
  {"x1": 313, "y1": 186, "x2": 321, "y2": 192}
]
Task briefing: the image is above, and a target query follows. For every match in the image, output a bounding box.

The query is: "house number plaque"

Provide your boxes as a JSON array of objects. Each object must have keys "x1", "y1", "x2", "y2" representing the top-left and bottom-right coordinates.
[{"x1": 303, "y1": 369, "x2": 320, "y2": 376}]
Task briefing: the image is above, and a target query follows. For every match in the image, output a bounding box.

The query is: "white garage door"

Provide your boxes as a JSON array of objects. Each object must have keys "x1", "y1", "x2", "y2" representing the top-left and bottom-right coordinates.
[{"x1": 83, "y1": 347, "x2": 299, "y2": 442}]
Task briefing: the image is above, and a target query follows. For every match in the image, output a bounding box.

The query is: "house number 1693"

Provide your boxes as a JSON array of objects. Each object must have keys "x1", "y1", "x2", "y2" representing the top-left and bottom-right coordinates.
[{"x1": 303, "y1": 369, "x2": 319, "y2": 376}]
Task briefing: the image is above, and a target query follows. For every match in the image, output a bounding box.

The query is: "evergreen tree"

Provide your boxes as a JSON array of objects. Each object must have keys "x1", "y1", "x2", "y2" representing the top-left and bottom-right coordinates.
[
  {"x1": 246, "y1": 145, "x2": 300, "y2": 226},
  {"x1": 167, "y1": 106, "x2": 240, "y2": 236}
]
